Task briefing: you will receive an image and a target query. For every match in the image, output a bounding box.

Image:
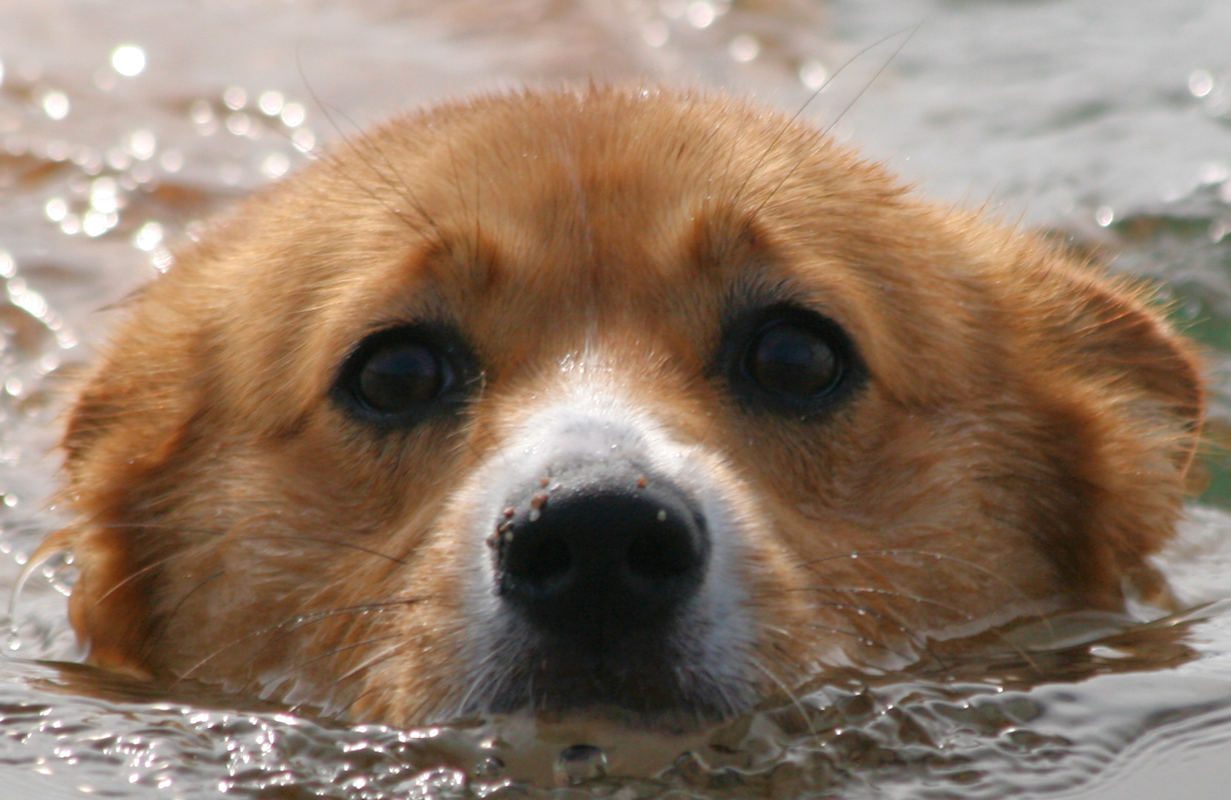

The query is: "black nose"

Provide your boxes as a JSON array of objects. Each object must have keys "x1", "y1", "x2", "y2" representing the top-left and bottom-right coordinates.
[{"x1": 492, "y1": 462, "x2": 708, "y2": 639}]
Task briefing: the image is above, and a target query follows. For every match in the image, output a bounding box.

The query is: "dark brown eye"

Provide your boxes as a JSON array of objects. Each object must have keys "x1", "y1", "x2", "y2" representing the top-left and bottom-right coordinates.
[
  {"x1": 334, "y1": 324, "x2": 476, "y2": 426},
  {"x1": 744, "y1": 320, "x2": 840, "y2": 399},
  {"x1": 721, "y1": 304, "x2": 862, "y2": 417},
  {"x1": 358, "y1": 341, "x2": 448, "y2": 413}
]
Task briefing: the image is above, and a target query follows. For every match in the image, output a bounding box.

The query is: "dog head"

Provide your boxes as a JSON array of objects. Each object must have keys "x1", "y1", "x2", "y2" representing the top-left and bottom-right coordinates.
[{"x1": 49, "y1": 88, "x2": 1203, "y2": 725}]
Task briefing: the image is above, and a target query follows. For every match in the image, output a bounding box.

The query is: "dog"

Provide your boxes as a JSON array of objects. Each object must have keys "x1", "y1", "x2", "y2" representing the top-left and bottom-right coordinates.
[{"x1": 41, "y1": 87, "x2": 1204, "y2": 727}]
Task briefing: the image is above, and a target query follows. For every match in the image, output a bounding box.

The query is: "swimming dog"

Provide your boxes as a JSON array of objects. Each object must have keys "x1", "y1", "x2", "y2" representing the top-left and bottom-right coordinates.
[{"x1": 44, "y1": 87, "x2": 1204, "y2": 726}]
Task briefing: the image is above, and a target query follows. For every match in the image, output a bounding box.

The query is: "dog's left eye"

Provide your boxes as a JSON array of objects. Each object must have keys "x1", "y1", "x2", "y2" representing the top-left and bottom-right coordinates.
[
  {"x1": 721, "y1": 304, "x2": 863, "y2": 416},
  {"x1": 334, "y1": 325, "x2": 474, "y2": 425}
]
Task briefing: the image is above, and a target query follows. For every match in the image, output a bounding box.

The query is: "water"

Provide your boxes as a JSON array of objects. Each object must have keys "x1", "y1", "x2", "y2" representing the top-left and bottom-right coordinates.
[{"x1": 2, "y1": 0, "x2": 1230, "y2": 796}]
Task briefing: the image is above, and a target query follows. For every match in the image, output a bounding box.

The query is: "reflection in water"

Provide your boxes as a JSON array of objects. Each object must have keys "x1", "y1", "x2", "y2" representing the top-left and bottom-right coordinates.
[{"x1": 1, "y1": 0, "x2": 1230, "y2": 797}]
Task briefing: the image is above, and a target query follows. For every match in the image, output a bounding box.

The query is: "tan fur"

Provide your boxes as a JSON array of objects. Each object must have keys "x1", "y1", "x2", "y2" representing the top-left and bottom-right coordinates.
[{"x1": 45, "y1": 88, "x2": 1203, "y2": 725}]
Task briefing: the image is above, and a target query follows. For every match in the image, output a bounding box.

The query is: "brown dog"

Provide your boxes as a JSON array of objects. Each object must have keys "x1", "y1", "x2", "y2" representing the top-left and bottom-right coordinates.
[{"x1": 43, "y1": 88, "x2": 1203, "y2": 726}]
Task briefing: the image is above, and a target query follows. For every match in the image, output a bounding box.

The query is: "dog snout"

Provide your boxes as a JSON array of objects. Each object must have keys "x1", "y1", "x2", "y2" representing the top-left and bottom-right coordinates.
[{"x1": 492, "y1": 460, "x2": 709, "y2": 639}]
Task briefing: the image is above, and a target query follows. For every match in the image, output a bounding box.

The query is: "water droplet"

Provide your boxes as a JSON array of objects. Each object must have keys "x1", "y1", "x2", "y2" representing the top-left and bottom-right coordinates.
[
  {"x1": 554, "y1": 744, "x2": 607, "y2": 786},
  {"x1": 1095, "y1": 206, "x2": 1115, "y2": 227}
]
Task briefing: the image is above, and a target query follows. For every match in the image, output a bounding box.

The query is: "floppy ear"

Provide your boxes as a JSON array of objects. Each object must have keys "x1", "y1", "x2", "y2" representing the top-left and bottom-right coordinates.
[
  {"x1": 1053, "y1": 267, "x2": 1203, "y2": 469},
  {"x1": 1028, "y1": 260, "x2": 1204, "y2": 606},
  {"x1": 51, "y1": 303, "x2": 204, "y2": 677}
]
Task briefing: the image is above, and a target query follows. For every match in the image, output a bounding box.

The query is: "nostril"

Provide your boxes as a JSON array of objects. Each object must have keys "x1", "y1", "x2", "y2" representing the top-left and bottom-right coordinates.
[
  {"x1": 626, "y1": 525, "x2": 695, "y2": 582},
  {"x1": 504, "y1": 531, "x2": 572, "y2": 594}
]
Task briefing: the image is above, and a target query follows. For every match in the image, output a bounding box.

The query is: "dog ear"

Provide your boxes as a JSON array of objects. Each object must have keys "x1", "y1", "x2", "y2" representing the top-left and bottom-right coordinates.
[
  {"x1": 1049, "y1": 265, "x2": 1203, "y2": 469},
  {"x1": 54, "y1": 298, "x2": 203, "y2": 676},
  {"x1": 1024, "y1": 257, "x2": 1204, "y2": 606}
]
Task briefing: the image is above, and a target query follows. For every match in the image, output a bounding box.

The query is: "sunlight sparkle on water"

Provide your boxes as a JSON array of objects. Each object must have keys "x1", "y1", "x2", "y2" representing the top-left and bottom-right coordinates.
[
  {"x1": 257, "y1": 90, "x2": 285, "y2": 116},
  {"x1": 799, "y1": 60, "x2": 829, "y2": 91},
  {"x1": 223, "y1": 86, "x2": 248, "y2": 111},
  {"x1": 127, "y1": 129, "x2": 157, "y2": 161},
  {"x1": 261, "y1": 152, "x2": 290, "y2": 179},
  {"x1": 44, "y1": 197, "x2": 68, "y2": 223},
  {"x1": 729, "y1": 34, "x2": 761, "y2": 63},
  {"x1": 110, "y1": 44, "x2": 146, "y2": 78},
  {"x1": 41, "y1": 91, "x2": 70, "y2": 121},
  {"x1": 133, "y1": 222, "x2": 164, "y2": 252},
  {"x1": 686, "y1": 1, "x2": 717, "y2": 29},
  {"x1": 1189, "y1": 69, "x2": 1214, "y2": 99},
  {"x1": 279, "y1": 102, "x2": 306, "y2": 128},
  {"x1": 642, "y1": 21, "x2": 669, "y2": 48}
]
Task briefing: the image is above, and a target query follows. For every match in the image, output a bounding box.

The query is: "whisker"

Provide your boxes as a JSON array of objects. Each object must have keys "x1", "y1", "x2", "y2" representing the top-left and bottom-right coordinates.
[
  {"x1": 734, "y1": 25, "x2": 920, "y2": 209},
  {"x1": 177, "y1": 597, "x2": 421, "y2": 681},
  {"x1": 753, "y1": 23, "x2": 921, "y2": 218}
]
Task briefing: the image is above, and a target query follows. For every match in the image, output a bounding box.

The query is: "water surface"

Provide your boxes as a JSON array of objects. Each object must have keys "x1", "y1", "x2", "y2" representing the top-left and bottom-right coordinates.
[{"x1": 2, "y1": 1, "x2": 1231, "y2": 797}]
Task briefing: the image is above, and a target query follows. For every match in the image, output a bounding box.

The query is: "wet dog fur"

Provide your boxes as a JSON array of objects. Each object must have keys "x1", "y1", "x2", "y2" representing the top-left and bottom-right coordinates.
[{"x1": 44, "y1": 87, "x2": 1203, "y2": 726}]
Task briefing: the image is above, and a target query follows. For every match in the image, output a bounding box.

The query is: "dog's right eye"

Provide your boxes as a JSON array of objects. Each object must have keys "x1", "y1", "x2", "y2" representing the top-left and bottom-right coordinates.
[
  {"x1": 358, "y1": 341, "x2": 450, "y2": 413},
  {"x1": 334, "y1": 325, "x2": 475, "y2": 426}
]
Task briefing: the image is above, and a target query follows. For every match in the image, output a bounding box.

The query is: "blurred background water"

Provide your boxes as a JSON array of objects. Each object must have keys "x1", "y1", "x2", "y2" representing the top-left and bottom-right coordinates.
[{"x1": 2, "y1": 1, "x2": 1230, "y2": 797}]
